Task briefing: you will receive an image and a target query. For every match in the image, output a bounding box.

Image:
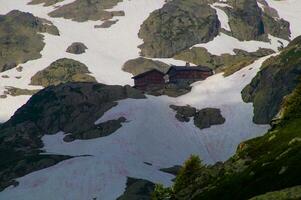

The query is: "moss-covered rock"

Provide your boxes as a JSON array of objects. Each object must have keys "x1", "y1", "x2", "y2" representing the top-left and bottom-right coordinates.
[
  {"x1": 123, "y1": 57, "x2": 170, "y2": 76},
  {"x1": 249, "y1": 185, "x2": 301, "y2": 200},
  {"x1": 0, "y1": 10, "x2": 59, "y2": 72},
  {"x1": 49, "y1": 0, "x2": 125, "y2": 22},
  {"x1": 138, "y1": 0, "x2": 220, "y2": 58},
  {"x1": 66, "y1": 42, "x2": 87, "y2": 54},
  {"x1": 117, "y1": 177, "x2": 155, "y2": 200},
  {"x1": 4, "y1": 86, "x2": 39, "y2": 96},
  {"x1": 242, "y1": 36, "x2": 301, "y2": 124},
  {"x1": 30, "y1": 58, "x2": 96, "y2": 87},
  {"x1": 0, "y1": 82, "x2": 145, "y2": 190},
  {"x1": 28, "y1": 0, "x2": 64, "y2": 6},
  {"x1": 174, "y1": 47, "x2": 275, "y2": 75}
]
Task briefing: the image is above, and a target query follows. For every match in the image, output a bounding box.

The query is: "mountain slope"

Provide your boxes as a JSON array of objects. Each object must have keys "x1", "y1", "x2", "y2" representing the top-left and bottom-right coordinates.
[
  {"x1": 153, "y1": 33, "x2": 301, "y2": 200},
  {"x1": 0, "y1": 0, "x2": 300, "y2": 199},
  {"x1": 242, "y1": 35, "x2": 301, "y2": 124}
]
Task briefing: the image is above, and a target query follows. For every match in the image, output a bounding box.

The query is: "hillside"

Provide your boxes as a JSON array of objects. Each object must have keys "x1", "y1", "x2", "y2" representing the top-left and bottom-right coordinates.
[
  {"x1": 0, "y1": 0, "x2": 301, "y2": 199},
  {"x1": 153, "y1": 33, "x2": 301, "y2": 200}
]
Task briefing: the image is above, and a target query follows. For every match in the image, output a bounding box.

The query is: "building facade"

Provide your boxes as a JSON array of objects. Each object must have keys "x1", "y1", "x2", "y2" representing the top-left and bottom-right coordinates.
[
  {"x1": 166, "y1": 65, "x2": 213, "y2": 85},
  {"x1": 132, "y1": 69, "x2": 165, "y2": 90}
]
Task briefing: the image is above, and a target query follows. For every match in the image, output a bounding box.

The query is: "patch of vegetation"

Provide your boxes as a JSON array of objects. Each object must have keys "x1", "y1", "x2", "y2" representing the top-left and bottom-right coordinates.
[
  {"x1": 123, "y1": 57, "x2": 170, "y2": 76},
  {"x1": 49, "y1": 0, "x2": 125, "y2": 22},
  {"x1": 249, "y1": 185, "x2": 301, "y2": 200},
  {"x1": 242, "y1": 35, "x2": 301, "y2": 124},
  {"x1": 153, "y1": 82, "x2": 301, "y2": 200},
  {"x1": 222, "y1": 59, "x2": 255, "y2": 77},
  {"x1": 30, "y1": 58, "x2": 96, "y2": 87},
  {"x1": 138, "y1": 0, "x2": 220, "y2": 58},
  {"x1": 66, "y1": 42, "x2": 87, "y2": 54},
  {"x1": 0, "y1": 10, "x2": 59, "y2": 72},
  {"x1": 28, "y1": 0, "x2": 64, "y2": 6},
  {"x1": 174, "y1": 47, "x2": 274, "y2": 76}
]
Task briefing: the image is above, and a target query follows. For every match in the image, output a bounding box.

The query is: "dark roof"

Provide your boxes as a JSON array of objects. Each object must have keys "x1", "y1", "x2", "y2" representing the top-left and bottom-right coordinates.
[
  {"x1": 166, "y1": 65, "x2": 212, "y2": 74},
  {"x1": 132, "y1": 69, "x2": 165, "y2": 79}
]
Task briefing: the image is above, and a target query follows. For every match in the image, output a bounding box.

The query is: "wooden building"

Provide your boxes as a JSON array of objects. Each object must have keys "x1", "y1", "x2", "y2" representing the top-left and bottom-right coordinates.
[
  {"x1": 166, "y1": 64, "x2": 213, "y2": 85},
  {"x1": 132, "y1": 69, "x2": 165, "y2": 90}
]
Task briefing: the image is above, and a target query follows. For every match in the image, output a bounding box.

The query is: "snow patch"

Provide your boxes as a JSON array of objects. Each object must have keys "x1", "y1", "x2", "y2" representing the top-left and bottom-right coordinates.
[{"x1": 194, "y1": 33, "x2": 288, "y2": 55}]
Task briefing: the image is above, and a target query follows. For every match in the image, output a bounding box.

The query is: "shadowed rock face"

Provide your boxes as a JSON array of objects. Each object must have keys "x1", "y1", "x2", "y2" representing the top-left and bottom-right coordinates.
[
  {"x1": 223, "y1": 0, "x2": 290, "y2": 41},
  {"x1": 0, "y1": 82, "x2": 145, "y2": 190},
  {"x1": 0, "y1": 10, "x2": 59, "y2": 72},
  {"x1": 242, "y1": 36, "x2": 301, "y2": 124},
  {"x1": 30, "y1": 58, "x2": 96, "y2": 87},
  {"x1": 66, "y1": 42, "x2": 88, "y2": 54},
  {"x1": 138, "y1": 0, "x2": 220, "y2": 58},
  {"x1": 49, "y1": 0, "x2": 125, "y2": 22}
]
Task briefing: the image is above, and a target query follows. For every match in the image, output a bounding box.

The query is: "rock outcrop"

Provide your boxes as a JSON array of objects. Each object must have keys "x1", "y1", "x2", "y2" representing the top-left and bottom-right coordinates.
[
  {"x1": 222, "y1": 0, "x2": 290, "y2": 41},
  {"x1": 0, "y1": 10, "x2": 59, "y2": 72},
  {"x1": 49, "y1": 0, "x2": 125, "y2": 22},
  {"x1": 170, "y1": 105, "x2": 225, "y2": 129},
  {"x1": 66, "y1": 42, "x2": 88, "y2": 54},
  {"x1": 0, "y1": 82, "x2": 145, "y2": 190},
  {"x1": 242, "y1": 36, "x2": 301, "y2": 124},
  {"x1": 138, "y1": 0, "x2": 220, "y2": 58},
  {"x1": 174, "y1": 47, "x2": 275, "y2": 76},
  {"x1": 4, "y1": 86, "x2": 39, "y2": 96},
  {"x1": 28, "y1": 0, "x2": 64, "y2": 6},
  {"x1": 30, "y1": 58, "x2": 96, "y2": 87},
  {"x1": 123, "y1": 57, "x2": 170, "y2": 76},
  {"x1": 193, "y1": 108, "x2": 226, "y2": 130}
]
